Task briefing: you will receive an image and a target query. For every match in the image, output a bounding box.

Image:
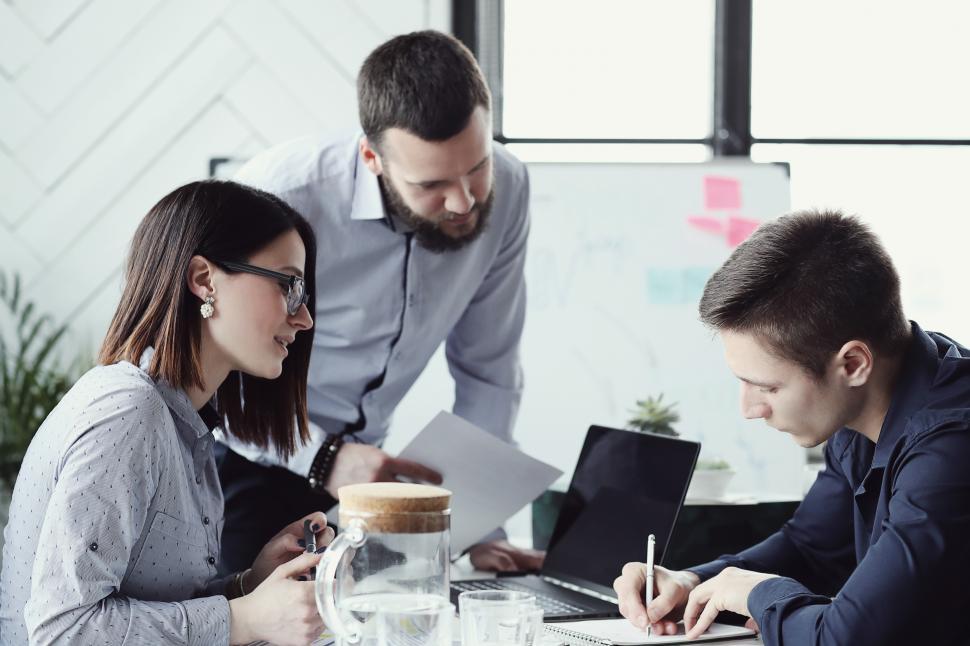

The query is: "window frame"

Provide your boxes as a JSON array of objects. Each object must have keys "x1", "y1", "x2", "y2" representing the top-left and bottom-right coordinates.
[
  {"x1": 454, "y1": 0, "x2": 970, "y2": 155},
  {"x1": 454, "y1": 0, "x2": 970, "y2": 465}
]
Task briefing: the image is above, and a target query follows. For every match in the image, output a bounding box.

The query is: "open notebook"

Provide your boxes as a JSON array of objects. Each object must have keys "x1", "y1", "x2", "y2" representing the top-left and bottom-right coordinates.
[{"x1": 544, "y1": 618, "x2": 756, "y2": 645}]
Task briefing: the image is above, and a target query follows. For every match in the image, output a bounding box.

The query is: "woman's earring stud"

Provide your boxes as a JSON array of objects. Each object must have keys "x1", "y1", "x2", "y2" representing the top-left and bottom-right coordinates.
[{"x1": 200, "y1": 295, "x2": 215, "y2": 319}]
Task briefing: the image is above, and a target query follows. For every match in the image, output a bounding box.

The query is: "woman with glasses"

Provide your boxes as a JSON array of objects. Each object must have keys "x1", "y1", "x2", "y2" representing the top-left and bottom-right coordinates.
[{"x1": 0, "y1": 180, "x2": 329, "y2": 646}]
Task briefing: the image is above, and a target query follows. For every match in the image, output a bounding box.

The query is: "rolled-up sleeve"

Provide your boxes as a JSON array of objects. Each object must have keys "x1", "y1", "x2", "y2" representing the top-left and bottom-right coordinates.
[{"x1": 24, "y1": 389, "x2": 230, "y2": 646}]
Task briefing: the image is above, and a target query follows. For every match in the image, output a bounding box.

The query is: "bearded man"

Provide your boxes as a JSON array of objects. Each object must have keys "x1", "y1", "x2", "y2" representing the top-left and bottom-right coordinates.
[{"x1": 215, "y1": 30, "x2": 538, "y2": 575}]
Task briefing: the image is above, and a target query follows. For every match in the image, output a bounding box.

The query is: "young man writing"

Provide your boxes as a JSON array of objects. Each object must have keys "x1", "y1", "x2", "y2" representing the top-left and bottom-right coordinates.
[{"x1": 613, "y1": 210, "x2": 970, "y2": 644}]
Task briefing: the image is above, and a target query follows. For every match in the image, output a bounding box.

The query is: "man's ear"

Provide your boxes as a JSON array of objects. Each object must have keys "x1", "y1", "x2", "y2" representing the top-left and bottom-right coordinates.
[
  {"x1": 837, "y1": 340, "x2": 874, "y2": 387},
  {"x1": 186, "y1": 255, "x2": 216, "y2": 301},
  {"x1": 359, "y1": 136, "x2": 384, "y2": 176}
]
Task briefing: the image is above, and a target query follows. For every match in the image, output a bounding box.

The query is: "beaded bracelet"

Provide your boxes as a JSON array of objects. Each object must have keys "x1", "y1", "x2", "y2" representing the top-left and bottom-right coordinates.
[{"x1": 307, "y1": 433, "x2": 344, "y2": 495}]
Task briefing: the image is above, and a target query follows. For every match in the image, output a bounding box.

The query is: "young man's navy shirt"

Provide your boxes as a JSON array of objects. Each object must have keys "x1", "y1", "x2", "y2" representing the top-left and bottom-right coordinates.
[{"x1": 689, "y1": 322, "x2": 970, "y2": 645}]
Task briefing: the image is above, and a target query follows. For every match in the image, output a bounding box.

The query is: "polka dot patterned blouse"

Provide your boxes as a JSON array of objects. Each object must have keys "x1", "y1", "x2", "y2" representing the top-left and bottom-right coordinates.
[{"x1": 0, "y1": 350, "x2": 232, "y2": 645}]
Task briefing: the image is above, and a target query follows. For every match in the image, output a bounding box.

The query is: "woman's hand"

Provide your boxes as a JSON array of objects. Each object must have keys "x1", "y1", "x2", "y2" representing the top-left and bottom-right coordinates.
[
  {"x1": 229, "y1": 551, "x2": 324, "y2": 646},
  {"x1": 248, "y1": 511, "x2": 334, "y2": 588}
]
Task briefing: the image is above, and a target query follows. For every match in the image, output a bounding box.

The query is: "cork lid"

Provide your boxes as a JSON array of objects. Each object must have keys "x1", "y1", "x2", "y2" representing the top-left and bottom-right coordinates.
[
  {"x1": 338, "y1": 483, "x2": 452, "y2": 533},
  {"x1": 338, "y1": 482, "x2": 451, "y2": 513}
]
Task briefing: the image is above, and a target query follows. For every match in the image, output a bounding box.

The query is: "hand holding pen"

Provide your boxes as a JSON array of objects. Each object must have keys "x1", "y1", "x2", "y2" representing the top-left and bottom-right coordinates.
[
  {"x1": 613, "y1": 549, "x2": 702, "y2": 636},
  {"x1": 247, "y1": 512, "x2": 334, "y2": 588}
]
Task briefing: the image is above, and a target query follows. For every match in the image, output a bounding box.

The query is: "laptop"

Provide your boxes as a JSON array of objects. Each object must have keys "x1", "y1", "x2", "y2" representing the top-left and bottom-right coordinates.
[{"x1": 451, "y1": 425, "x2": 700, "y2": 621}]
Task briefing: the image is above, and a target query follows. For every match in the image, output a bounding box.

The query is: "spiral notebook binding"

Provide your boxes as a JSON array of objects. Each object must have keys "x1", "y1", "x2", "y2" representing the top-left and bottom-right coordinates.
[{"x1": 544, "y1": 625, "x2": 615, "y2": 646}]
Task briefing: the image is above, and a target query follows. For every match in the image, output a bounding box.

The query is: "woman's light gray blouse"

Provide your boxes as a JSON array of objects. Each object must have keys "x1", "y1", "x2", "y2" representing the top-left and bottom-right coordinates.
[{"x1": 0, "y1": 354, "x2": 232, "y2": 645}]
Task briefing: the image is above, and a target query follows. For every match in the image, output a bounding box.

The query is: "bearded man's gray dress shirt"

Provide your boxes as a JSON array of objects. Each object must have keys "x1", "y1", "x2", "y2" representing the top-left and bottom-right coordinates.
[{"x1": 218, "y1": 131, "x2": 530, "y2": 479}]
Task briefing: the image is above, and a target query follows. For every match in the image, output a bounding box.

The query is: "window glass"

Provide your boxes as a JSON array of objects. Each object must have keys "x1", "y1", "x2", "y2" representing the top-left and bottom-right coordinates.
[
  {"x1": 503, "y1": 0, "x2": 715, "y2": 139},
  {"x1": 751, "y1": 1, "x2": 970, "y2": 139}
]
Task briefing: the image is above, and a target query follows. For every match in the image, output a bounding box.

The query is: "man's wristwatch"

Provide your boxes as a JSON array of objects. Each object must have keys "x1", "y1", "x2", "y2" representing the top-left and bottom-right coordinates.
[{"x1": 308, "y1": 433, "x2": 344, "y2": 495}]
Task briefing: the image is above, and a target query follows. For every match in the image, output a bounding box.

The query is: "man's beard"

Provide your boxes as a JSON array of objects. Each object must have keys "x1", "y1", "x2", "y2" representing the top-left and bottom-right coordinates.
[{"x1": 379, "y1": 173, "x2": 494, "y2": 253}]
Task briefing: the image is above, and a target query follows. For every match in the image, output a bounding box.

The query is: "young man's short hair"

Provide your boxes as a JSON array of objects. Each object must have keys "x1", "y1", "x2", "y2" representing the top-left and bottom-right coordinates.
[
  {"x1": 357, "y1": 30, "x2": 491, "y2": 147},
  {"x1": 699, "y1": 210, "x2": 911, "y2": 376}
]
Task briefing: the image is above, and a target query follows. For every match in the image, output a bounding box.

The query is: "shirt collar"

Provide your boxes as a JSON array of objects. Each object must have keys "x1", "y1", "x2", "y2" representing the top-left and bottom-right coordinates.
[
  {"x1": 871, "y1": 321, "x2": 939, "y2": 468},
  {"x1": 348, "y1": 137, "x2": 413, "y2": 235},
  {"x1": 137, "y1": 346, "x2": 217, "y2": 442},
  {"x1": 349, "y1": 139, "x2": 387, "y2": 223}
]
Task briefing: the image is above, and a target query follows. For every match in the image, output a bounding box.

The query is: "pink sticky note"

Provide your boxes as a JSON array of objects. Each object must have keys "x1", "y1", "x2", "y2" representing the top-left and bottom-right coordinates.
[
  {"x1": 704, "y1": 176, "x2": 742, "y2": 210},
  {"x1": 727, "y1": 216, "x2": 760, "y2": 247},
  {"x1": 687, "y1": 215, "x2": 724, "y2": 236}
]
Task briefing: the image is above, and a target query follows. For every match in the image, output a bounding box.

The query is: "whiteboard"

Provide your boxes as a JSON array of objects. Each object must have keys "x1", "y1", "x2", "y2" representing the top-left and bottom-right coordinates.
[{"x1": 389, "y1": 161, "x2": 804, "y2": 501}]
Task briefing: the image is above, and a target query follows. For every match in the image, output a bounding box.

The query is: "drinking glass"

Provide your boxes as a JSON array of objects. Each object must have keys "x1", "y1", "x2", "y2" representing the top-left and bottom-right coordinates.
[{"x1": 459, "y1": 590, "x2": 544, "y2": 646}]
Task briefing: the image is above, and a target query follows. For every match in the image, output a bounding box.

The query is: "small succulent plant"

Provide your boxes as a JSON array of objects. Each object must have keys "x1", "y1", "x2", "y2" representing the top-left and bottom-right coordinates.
[
  {"x1": 696, "y1": 458, "x2": 732, "y2": 471},
  {"x1": 626, "y1": 394, "x2": 680, "y2": 437}
]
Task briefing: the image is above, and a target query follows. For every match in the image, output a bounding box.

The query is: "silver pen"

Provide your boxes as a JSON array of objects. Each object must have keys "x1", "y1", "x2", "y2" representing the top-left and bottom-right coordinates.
[{"x1": 644, "y1": 534, "x2": 655, "y2": 637}]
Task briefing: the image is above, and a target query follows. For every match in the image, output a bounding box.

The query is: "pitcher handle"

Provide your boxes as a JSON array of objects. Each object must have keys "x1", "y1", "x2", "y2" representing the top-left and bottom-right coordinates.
[{"x1": 315, "y1": 518, "x2": 368, "y2": 643}]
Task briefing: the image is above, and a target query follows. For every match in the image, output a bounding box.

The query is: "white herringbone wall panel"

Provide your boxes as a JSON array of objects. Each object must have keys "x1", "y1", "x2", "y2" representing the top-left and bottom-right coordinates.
[{"x1": 0, "y1": 0, "x2": 449, "y2": 359}]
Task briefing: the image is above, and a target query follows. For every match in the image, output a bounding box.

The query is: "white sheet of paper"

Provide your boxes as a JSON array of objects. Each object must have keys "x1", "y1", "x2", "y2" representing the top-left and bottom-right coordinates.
[{"x1": 397, "y1": 411, "x2": 563, "y2": 553}]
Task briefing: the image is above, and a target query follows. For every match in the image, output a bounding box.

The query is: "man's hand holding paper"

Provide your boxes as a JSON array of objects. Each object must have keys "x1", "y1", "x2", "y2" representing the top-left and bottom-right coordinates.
[{"x1": 397, "y1": 411, "x2": 563, "y2": 557}]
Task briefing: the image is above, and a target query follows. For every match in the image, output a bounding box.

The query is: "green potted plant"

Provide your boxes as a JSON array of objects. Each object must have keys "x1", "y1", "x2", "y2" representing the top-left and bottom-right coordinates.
[
  {"x1": 531, "y1": 394, "x2": 737, "y2": 549},
  {"x1": 627, "y1": 394, "x2": 680, "y2": 436},
  {"x1": 0, "y1": 272, "x2": 87, "y2": 561},
  {"x1": 627, "y1": 394, "x2": 734, "y2": 501},
  {"x1": 529, "y1": 394, "x2": 682, "y2": 549}
]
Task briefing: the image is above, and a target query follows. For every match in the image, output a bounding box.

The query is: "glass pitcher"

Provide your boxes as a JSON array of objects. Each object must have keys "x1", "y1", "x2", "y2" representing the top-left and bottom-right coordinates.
[{"x1": 315, "y1": 482, "x2": 452, "y2": 644}]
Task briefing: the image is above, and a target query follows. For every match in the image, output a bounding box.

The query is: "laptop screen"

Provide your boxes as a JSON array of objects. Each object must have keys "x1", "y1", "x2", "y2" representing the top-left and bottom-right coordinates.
[{"x1": 541, "y1": 426, "x2": 700, "y2": 596}]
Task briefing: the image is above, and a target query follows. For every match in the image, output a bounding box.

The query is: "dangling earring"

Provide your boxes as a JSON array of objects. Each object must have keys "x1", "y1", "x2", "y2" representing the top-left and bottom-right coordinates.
[{"x1": 200, "y1": 295, "x2": 215, "y2": 319}]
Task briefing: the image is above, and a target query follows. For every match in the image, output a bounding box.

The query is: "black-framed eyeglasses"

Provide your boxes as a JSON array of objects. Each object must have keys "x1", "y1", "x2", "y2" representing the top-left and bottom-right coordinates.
[{"x1": 216, "y1": 261, "x2": 308, "y2": 316}]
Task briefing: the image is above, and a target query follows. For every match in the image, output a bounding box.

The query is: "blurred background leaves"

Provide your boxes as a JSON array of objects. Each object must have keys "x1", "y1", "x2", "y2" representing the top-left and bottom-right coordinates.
[{"x1": 0, "y1": 271, "x2": 87, "y2": 489}]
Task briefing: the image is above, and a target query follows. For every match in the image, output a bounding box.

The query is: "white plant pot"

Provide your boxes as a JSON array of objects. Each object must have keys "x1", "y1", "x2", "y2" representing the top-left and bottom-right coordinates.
[{"x1": 686, "y1": 469, "x2": 735, "y2": 501}]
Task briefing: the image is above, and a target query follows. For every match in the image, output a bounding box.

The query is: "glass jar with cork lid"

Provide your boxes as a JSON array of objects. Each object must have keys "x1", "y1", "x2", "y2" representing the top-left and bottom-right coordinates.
[{"x1": 315, "y1": 482, "x2": 452, "y2": 644}]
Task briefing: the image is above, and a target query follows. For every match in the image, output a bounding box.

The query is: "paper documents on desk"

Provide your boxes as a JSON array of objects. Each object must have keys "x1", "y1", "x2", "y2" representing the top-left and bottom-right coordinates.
[{"x1": 397, "y1": 411, "x2": 562, "y2": 553}]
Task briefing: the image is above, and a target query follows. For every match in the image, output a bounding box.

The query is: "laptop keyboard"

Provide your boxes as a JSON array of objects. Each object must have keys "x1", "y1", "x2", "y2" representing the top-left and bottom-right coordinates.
[{"x1": 451, "y1": 579, "x2": 591, "y2": 616}]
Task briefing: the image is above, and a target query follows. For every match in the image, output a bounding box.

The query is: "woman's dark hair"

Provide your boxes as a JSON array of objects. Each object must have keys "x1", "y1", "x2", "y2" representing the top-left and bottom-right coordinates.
[
  {"x1": 699, "y1": 209, "x2": 910, "y2": 377},
  {"x1": 357, "y1": 30, "x2": 491, "y2": 148},
  {"x1": 99, "y1": 180, "x2": 317, "y2": 457}
]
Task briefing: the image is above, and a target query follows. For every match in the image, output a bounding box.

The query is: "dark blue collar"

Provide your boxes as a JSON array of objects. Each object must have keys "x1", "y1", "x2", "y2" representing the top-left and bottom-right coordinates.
[{"x1": 870, "y1": 321, "x2": 940, "y2": 469}]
